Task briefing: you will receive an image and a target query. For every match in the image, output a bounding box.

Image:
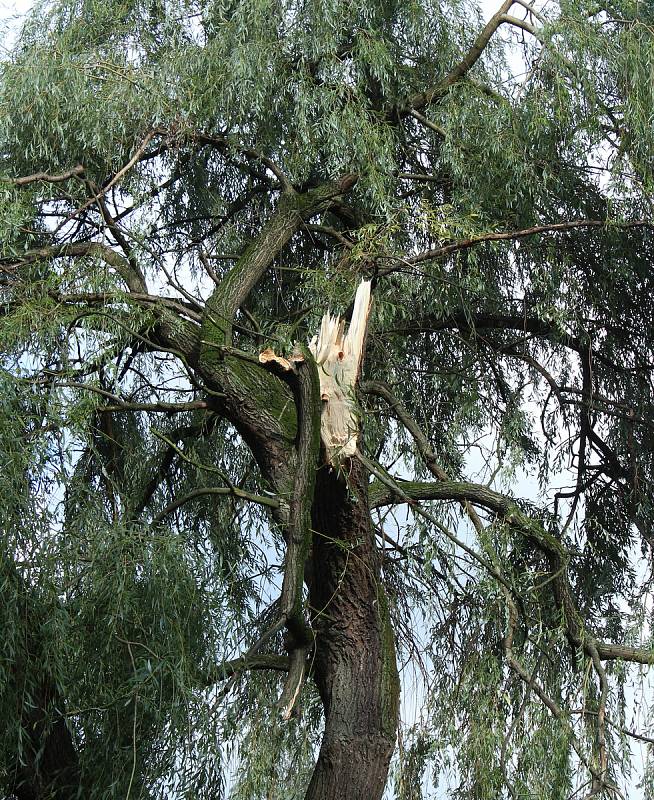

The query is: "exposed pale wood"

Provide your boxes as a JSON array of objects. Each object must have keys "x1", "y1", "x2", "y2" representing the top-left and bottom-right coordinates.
[
  {"x1": 309, "y1": 280, "x2": 372, "y2": 463},
  {"x1": 259, "y1": 347, "x2": 295, "y2": 371}
]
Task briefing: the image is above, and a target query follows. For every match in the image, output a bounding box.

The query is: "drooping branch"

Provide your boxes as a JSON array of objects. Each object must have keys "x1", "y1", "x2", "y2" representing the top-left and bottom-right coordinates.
[
  {"x1": 275, "y1": 349, "x2": 321, "y2": 718},
  {"x1": 501, "y1": 588, "x2": 610, "y2": 792},
  {"x1": 369, "y1": 474, "x2": 654, "y2": 666},
  {"x1": 379, "y1": 218, "x2": 654, "y2": 276},
  {"x1": 361, "y1": 379, "x2": 484, "y2": 533}
]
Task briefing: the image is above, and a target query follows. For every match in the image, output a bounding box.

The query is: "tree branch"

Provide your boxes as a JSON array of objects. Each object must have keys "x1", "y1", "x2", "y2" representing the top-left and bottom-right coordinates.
[
  {"x1": 369, "y1": 475, "x2": 654, "y2": 666},
  {"x1": 200, "y1": 176, "x2": 358, "y2": 352},
  {"x1": 6, "y1": 241, "x2": 145, "y2": 294},
  {"x1": 152, "y1": 484, "x2": 280, "y2": 523},
  {"x1": 2, "y1": 164, "x2": 85, "y2": 186},
  {"x1": 204, "y1": 653, "x2": 292, "y2": 684},
  {"x1": 402, "y1": 0, "x2": 540, "y2": 114},
  {"x1": 379, "y1": 218, "x2": 654, "y2": 275},
  {"x1": 362, "y1": 380, "x2": 484, "y2": 534}
]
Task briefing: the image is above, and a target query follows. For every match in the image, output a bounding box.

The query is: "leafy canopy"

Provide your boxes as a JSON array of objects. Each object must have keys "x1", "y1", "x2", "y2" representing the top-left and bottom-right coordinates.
[{"x1": 1, "y1": 0, "x2": 654, "y2": 798}]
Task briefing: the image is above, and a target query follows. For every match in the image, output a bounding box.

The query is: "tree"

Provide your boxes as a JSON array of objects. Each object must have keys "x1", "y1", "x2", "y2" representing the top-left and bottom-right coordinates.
[{"x1": 1, "y1": 0, "x2": 653, "y2": 797}]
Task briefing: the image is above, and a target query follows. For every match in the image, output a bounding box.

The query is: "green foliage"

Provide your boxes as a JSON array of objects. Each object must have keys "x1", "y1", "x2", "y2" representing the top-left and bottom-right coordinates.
[{"x1": 1, "y1": 0, "x2": 654, "y2": 797}]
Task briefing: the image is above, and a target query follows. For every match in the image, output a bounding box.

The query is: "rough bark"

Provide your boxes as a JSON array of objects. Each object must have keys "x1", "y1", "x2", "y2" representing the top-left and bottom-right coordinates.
[{"x1": 306, "y1": 459, "x2": 400, "y2": 800}]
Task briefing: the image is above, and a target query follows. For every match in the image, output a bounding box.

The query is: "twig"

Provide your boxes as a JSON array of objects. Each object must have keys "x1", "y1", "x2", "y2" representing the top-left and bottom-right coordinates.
[{"x1": 152, "y1": 485, "x2": 279, "y2": 521}]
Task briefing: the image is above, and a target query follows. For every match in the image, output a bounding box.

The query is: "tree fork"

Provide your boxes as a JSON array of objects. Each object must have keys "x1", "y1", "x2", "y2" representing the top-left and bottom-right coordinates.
[{"x1": 196, "y1": 176, "x2": 358, "y2": 487}]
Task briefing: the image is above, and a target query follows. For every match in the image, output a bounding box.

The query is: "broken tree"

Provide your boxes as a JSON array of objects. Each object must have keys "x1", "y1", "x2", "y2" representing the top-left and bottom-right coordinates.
[{"x1": 1, "y1": 1, "x2": 654, "y2": 798}]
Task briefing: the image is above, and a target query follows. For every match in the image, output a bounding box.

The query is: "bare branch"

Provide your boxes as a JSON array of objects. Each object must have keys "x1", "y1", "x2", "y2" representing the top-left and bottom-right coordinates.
[
  {"x1": 408, "y1": 109, "x2": 447, "y2": 137},
  {"x1": 66, "y1": 130, "x2": 160, "y2": 224},
  {"x1": 46, "y1": 380, "x2": 209, "y2": 414},
  {"x1": 498, "y1": 13, "x2": 542, "y2": 38},
  {"x1": 153, "y1": 485, "x2": 280, "y2": 522},
  {"x1": 2, "y1": 164, "x2": 85, "y2": 186},
  {"x1": 7, "y1": 241, "x2": 145, "y2": 294},
  {"x1": 379, "y1": 218, "x2": 654, "y2": 275},
  {"x1": 511, "y1": 0, "x2": 545, "y2": 22}
]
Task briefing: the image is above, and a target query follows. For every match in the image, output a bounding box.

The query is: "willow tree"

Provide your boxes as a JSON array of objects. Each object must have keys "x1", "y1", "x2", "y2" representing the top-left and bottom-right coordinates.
[{"x1": 1, "y1": 0, "x2": 654, "y2": 798}]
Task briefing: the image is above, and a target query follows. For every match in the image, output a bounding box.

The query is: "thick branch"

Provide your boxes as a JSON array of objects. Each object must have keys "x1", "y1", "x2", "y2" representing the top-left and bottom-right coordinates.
[
  {"x1": 196, "y1": 179, "x2": 358, "y2": 481},
  {"x1": 203, "y1": 653, "x2": 292, "y2": 685},
  {"x1": 403, "y1": 0, "x2": 538, "y2": 114},
  {"x1": 200, "y1": 176, "x2": 357, "y2": 352},
  {"x1": 368, "y1": 475, "x2": 515, "y2": 512},
  {"x1": 260, "y1": 346, "x2": 322, "y2": 719}
]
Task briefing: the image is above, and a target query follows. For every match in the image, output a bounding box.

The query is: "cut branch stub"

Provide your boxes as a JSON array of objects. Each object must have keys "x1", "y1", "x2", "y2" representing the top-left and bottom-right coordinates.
[{"x1": 309, "y1": 280, "x2": 372, "y2": 464}]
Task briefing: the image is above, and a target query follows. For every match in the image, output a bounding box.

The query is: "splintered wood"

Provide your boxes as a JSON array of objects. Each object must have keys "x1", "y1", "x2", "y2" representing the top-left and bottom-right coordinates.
[{"x1": 309, "y1": 280, "x2": 372, "y2": 464}]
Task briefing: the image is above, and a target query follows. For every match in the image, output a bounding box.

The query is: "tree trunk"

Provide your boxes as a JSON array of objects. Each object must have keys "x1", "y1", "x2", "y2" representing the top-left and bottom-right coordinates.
[
  {"x1": 1, "y1": 556, "x2": 81, "y2": 800},
  {"x1": 11, "y1": 681, "x2": 81, "y2": 800},
  {"x1": 306, "y1": 459, "x2": 400, "y2": 800}
]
